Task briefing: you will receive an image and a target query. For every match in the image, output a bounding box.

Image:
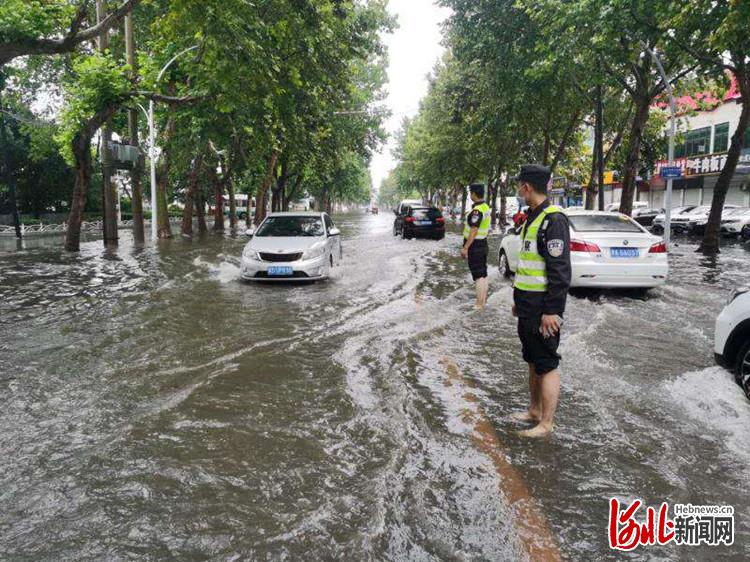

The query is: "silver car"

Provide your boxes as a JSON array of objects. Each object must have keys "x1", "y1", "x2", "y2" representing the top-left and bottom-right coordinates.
[{"x1": 240, "y1": 212, "x2": 342, "y2": 282}]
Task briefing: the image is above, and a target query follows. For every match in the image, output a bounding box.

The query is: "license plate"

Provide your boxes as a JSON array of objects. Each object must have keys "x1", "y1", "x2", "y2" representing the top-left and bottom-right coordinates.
[
  {"x1": 415, "y1": 220, "x2": 432, "y2": 225},
  {"x1": 267, "y1": 266, "x2": 293, "y2": 276},
  {"x1": 610, "y1": 248, "x2": 639, "y2": 258}
]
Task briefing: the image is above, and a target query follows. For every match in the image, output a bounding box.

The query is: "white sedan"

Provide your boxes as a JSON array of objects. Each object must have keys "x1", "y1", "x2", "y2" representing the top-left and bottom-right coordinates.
[
  {"x1": 240, "y1": 212, "x2": 342, "y2": 282},
  {"x1": 498, "y1": 210, "x2": 669, "y2": 289}
]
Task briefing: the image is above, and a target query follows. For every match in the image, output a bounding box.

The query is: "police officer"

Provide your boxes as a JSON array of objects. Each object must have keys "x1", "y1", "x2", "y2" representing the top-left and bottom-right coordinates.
[
  {"x1": 461, "y1": 184, "x2": 492, "y2": 309},
  {"x1": 510, "y1": 165, "x2": 571, "y2": 438}
]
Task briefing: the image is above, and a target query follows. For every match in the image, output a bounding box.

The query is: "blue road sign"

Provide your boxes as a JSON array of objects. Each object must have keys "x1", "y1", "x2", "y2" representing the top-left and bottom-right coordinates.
[{"x1": 660, "y1": 166, "x2": 682, "y2": 179}]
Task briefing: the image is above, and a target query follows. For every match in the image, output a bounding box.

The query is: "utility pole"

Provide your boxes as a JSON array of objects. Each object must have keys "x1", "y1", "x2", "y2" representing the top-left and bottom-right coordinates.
[
  {"x1": 0, "y1": 83, "x2": 22, "y2": 239},
  {"x1": 97, "y1": 0, "x2": 118, "y2": 246},
  {"x1": 124, "y1": 7, "x2": 144, "y2": 243},
  {"x1": 596, "y1": 83, "x2": 605, "y2": 211}
]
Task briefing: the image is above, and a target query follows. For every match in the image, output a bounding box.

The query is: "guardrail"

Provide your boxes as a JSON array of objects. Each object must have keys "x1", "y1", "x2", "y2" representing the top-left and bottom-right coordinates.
[{"x1": 0, "y1": 217, "x2": 211, "y2": 237}]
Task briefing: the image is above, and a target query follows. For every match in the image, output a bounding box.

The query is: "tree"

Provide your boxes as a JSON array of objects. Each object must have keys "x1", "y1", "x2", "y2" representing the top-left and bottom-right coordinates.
[
  {"x1": 660, "y1": 0, "x2": 750, "y2": 253},
  {"x1": 0, "y1": 0, "x2": 140, "y2": 67}
]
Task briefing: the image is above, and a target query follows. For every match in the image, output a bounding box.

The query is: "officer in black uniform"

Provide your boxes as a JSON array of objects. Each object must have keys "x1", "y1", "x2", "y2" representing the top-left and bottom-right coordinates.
[{"x1": 510, "y1": 164, "x2": 571, "y2": 438}]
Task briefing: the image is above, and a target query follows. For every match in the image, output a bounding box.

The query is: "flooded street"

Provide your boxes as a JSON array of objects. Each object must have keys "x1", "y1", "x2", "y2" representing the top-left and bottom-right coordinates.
[{"x1": 1, "y1": 213, "x2": 750, "y2": 561}]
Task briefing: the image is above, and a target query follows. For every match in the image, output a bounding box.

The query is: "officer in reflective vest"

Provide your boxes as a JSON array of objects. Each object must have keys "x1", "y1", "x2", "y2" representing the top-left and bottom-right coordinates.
[
  {"x1": 461, "y1": 184, "x2": 492, "y2": 309},
  {"x1": 509, "y1": 165, "x2": 571, "y2": 438}
]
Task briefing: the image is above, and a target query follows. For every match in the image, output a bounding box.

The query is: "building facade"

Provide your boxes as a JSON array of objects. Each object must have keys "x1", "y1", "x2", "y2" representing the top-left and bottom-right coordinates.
[{"x1": 647, "y1": 80, "x2": 750, "y2": 209}]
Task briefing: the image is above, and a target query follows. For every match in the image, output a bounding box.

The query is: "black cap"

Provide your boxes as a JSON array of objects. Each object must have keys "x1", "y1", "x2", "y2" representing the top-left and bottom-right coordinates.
[
  {"x1": 512, "y1": 164, "x2": 552, "y2": 191},
  {"x1": 469, "y1": 183, "x2": 485, "y2": 198}
]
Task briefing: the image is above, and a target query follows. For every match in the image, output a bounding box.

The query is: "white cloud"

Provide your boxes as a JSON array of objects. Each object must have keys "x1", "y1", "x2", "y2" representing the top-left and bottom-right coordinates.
[{"x1": 370, "y1": 0, "x2": 451, "y2": 192}]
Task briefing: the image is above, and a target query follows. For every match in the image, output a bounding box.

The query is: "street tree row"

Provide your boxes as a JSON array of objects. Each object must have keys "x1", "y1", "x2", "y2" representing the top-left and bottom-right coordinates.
[
  {"x1": 384, "y1": 0, "x2": 749, "y2": 254},
  {"x1": 0, "y1": 0, "x2": 392, "y2": 250}
]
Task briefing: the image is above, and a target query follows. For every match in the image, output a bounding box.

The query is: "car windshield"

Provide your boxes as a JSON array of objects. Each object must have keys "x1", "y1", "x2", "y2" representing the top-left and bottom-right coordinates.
[
  {"x1": 255, "y1": 216, "x2": 324, "y2": 237},
  {"x1": 412, "y1": 208, "x2": 442, "y2": 219},
  {"x1": 568, "y1": 214, "x2": 643, "y2": 233}
]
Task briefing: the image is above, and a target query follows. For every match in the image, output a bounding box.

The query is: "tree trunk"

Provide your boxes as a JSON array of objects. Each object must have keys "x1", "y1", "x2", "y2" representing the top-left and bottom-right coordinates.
[
  {"x1": 227, "y1": 178, "x2": 237, "y2": 229},
  {"x1": 284, "y1": 175, "x2": 303, "y2": 211},
  {"x1": 212, "y1": 167, "x2": 224, "y2": 232},
  {"x1": 254, "y1": 149, "x2": 279, "y2": 226},
  {"x1": 196, "y1": 189, "x2": 208, "y2": 234},
  {"x1": 700, "y1": 73, "x2": 749, "y2": 254},
  {"x1": 550, "y1": 110, "x2": 582, "y2": 173},
  {"x1": 0, "y1": 90, "x2": 21, "y2": 238},
  {"x1": 460, "y1": 185, "x2": 468, "y2": 219},
  {"x1": 499, "y1": 181, "x2": 508, "y2": 227},
  {"x1": 97, "y1": 0, "x2": 118, "y2": 247},
  {"x1": 619, "y1": 96, "x2": 651, "y2": 216},
  {"x1": 596, "y1": 84, "x2": 605, "y2": 212},
  {"x1": 181, "y1": 151, "x2": 203, "y2": 236},
  {"x1": 64, "y1": 105, "x2": 118, "y2": 251},
  {"x1": 156, "y1": 115, "x2": 176, "y2": 238},
  {"x1": 124, "y1": 8, "x2": 144, "y2": 244},
  {"x1": 489, "y1": 176, "x2": 498, "y2": 228}
]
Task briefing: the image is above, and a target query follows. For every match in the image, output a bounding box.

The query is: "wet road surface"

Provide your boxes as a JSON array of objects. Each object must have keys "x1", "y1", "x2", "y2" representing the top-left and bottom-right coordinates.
[{"x1": 1, "y1": 213, "x2": 749, "y2": 561}]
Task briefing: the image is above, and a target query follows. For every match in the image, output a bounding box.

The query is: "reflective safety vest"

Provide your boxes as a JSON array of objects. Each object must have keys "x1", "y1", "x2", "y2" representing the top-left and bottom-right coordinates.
[
  {"x1": 513, "y1": 205, "x2": 563, "y2": 292},
  {"x1": 463, "y1": 202, "x2": 492, "y2": 240}
]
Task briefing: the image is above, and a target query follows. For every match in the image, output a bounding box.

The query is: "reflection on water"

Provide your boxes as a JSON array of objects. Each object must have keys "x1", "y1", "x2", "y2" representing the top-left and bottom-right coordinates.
[{"x1": 1, "y1": 216, "x2": 749, "y2": 561}]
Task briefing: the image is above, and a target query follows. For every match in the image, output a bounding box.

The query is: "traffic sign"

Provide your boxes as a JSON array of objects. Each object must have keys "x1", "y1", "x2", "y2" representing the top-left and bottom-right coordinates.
[{"x1": 660, "y1": 166, "x2": 682, "y2": 179}]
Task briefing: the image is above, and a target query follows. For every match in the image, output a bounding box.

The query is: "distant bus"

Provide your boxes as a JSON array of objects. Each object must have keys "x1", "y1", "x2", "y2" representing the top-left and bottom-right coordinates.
[{"x1": 223, "y1": 194, "x2": 255, "y2": 219}]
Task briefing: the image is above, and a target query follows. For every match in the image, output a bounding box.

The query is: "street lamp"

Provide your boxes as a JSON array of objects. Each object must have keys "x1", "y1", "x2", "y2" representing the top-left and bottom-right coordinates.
[
  {"x1": 645, "y1": 46, "x2": 676, "y2": 246},
  {"x1": 147, "y1": 45, "x2": 198, "y2": 239}
]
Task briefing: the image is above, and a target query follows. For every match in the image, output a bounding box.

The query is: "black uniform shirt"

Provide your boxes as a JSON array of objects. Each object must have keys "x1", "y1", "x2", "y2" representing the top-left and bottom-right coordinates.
[{"x1": 513, "y1": 199, "x2": 571, "y2": 317}]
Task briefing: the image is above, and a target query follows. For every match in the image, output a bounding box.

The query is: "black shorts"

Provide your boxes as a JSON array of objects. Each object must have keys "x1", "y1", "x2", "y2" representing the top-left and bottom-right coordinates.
[
  {"x1": 517, "y1": 314, "x2": 561, "y2": 375},
  {"x1": 466, "y1": 239, "x2": 488, "y2": 280}
]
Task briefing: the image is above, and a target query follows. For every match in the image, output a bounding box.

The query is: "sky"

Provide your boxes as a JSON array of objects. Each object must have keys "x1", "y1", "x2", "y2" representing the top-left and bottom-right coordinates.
[{"x1": 369, "y1": 0, "x2": 451, "y2": 193}]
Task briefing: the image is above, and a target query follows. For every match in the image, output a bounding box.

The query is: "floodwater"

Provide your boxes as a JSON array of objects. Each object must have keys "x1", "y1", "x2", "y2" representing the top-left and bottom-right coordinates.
[{"x1": 1, "y1": 213, "x2": 749, "y2": 561}]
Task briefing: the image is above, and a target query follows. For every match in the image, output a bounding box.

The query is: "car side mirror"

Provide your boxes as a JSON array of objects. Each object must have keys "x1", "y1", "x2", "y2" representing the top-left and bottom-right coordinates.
[
  {"x1": 245, "y1": 228, "x2": 254, "y2": 237},
  {"x1": 328, "y1": 227, "x2": 340, "y2": 237}
]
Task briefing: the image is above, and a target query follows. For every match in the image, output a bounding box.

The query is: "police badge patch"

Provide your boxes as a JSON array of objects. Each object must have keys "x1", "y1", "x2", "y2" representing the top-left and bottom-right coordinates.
[{"x1": 547, "y1": 239, "x2": 564, "y2": 257}]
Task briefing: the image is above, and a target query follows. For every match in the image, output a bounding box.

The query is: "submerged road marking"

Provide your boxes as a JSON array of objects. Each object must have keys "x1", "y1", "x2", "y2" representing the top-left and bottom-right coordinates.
[{"x1": 440, "y1": 357, "x2": 561, "y2": 562}]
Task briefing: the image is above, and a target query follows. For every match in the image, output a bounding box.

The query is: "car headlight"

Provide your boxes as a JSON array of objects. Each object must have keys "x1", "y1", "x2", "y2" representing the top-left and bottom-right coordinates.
[
  {"x1": 242, "y1": 246, "x2": 261, "y2": 261},
  {"x1": 302, "y1": 245, "x2": 326, "y2": 260},
  {"x1": 728, "y1": 286, "x2": 750, "y2": 305}
]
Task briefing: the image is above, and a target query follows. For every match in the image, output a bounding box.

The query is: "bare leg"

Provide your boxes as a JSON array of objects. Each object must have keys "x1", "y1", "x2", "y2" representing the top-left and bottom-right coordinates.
[
  {"x1": 510, "y1": 364, "x2": 542, "y2": 422},
  {"x1": 519, "y1": 369, "x2": 560, "y2": 437},
  {"x1": 475, "y1": 277, "x2": 489, "y2": 309}
]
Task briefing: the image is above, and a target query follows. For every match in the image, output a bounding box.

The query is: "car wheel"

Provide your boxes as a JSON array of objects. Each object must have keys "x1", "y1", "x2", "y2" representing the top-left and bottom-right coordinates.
[
  {"x1": 736, "y1": 340, "x2": 750, "y2": 398},
  {"x1": 404, "y1": 231, "x2": 412, "y2": 240},
  {"x1": 742, "y1": 225, "x2": 750, "y2": 240},
  {"x1": 435, "y1": 233, "x2": 445, "y2": 241},
  {"x1": 498, "y1": 249, "x2": 512, "y2": 278},
  {"x1": 393, "y1": 224, "x2": 399, "y2": 236}
]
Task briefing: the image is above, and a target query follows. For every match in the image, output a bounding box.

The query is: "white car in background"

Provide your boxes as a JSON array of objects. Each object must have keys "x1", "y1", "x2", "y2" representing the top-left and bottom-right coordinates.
[
  {"x1": 670, "y1": 204, "x2": 738, "y2": 234},
  {"x1": 651, "y1": 205, "x2": 697, "y2": 234},
  {"x1": 240, "y1": 212, "x2": 342, "y2": 282},
  {"x1": 498, "y1": 210, "x2": 669, "y2": 289},
  {"x1": 715, "y1": 287, "x2": 750, "y2": 399},
  {"x1": 720, "y1": 207, "x2": 750, "y2": 238},
  {"x1": 605, "y1": 201, "x2": 649, "y2": 216}
]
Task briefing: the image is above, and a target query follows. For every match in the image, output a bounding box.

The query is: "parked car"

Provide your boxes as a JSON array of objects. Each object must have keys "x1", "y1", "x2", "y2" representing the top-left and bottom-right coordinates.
[
  {"x1": 499, "y1": 210, "x2": 668, "y2": 289},
  {"x1": 715, "y1": 286, "x2": 750, "y2": 399},
  {"x1": 605, "y1": 201, "x2": 650, "y2": 216},
  {"x1": 240, "y1": 212, "x2": 342, "y2": 281},
  {"x1": 720, "y1": 208, "x2": 750, "y2": 238},
  {"x1": 393, "y1": 205, "x2": 445, "y2": 240},
  {"x1": 651, "y1": 206, "x2": 697, "y2": 234},
  {"x1": 670, "y1": 204, "x2": 739, "y2": 234},
  {"x1": 632, "y1": 208, "x2": 662, "y2": 227}
]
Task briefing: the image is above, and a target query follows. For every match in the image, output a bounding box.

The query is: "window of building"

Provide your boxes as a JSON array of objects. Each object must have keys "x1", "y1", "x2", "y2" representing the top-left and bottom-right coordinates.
[
  {"x1": 713, "y1": 122, "x2": 729, "y2": 153},
  {"x1": 683, "y1": 127, "x2": 711, "y2": 157}
]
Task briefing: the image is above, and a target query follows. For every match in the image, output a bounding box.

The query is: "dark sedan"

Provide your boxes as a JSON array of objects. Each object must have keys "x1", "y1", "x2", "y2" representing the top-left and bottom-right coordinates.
[{"x1": 393, "y1": 205, "x2": 445, "y2": 240}]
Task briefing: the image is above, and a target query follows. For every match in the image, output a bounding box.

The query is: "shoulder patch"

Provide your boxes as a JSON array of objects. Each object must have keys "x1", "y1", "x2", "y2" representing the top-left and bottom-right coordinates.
[{"x1": 547, "y1": 239, "x2": 565, "y2": 258}]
